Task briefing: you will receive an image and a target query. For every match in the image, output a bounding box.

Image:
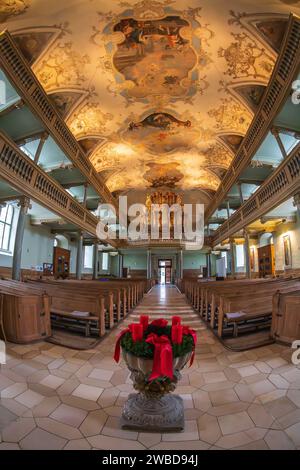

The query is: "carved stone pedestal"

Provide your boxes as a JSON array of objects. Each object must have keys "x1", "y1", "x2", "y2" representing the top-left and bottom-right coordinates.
[
  {"x1": 121, "y1": 393, "x2": 184, "y2": 432},
  {"x1": 120, "y1": 349, "x2": 192, "y2": 433}
]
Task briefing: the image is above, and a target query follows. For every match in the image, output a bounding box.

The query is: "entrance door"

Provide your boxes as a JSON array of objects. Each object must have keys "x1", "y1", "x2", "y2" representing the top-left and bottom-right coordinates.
[{"x1": 158, "y1": 259, "x2": 172, "y2": 284}]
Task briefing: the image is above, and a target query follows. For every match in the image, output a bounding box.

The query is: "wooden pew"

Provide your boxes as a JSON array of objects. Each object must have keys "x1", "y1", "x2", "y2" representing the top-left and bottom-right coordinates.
[
  {"x1": 271, "y1": 290, "x2": 300, "y2": 345},
  {"x1": 0, "y1": 280, "x2": 51, "y2": 343}
]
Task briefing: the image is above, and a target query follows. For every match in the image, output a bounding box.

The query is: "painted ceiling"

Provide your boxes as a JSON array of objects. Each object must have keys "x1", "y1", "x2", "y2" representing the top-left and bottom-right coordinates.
[{"x1": 1, "y1": 0, "x2": 300, "y2": 204}]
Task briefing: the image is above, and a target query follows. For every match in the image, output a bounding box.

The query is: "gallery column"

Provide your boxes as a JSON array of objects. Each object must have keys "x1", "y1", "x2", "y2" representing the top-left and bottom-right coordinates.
[
  {"x1": 293, "y1": 192, "x2": 300, "y2": 218},
  {"x1": 179, "y1": 249, "x2": 183, "y2": 279},
  {"x1": 92, "y1": 241, "x2": 98, "y2": 280},
  {"x1": 147, "y1": 248, "x2": 152, "y2": 279},
  {"x1": 12, "y1": 197, "x2": 31, "y2": 281},
  {"x1": 206, "y1": 252, "x2": 211, "y2": 278},
  {"x1": 118, "y1": 252, "x2": 123, "y2": 278},
  {"x1": 76, "y1": 232, "x2": 83, "y2": 280},
  {"x1": 229, "y1": 238, "x2": 236, "y2": 276},
  {"x1": 244, "y1": 229, "x2": 251, "y2": 279}
]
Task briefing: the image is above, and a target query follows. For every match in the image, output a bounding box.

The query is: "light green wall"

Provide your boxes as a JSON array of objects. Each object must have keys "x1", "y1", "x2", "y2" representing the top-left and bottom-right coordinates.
[
  {"x1": 123, "y1": 253, "x2": 147, "y2": 270},
  {"x1": 183, "y1": 252, "x2": 206, "y2": 269}
]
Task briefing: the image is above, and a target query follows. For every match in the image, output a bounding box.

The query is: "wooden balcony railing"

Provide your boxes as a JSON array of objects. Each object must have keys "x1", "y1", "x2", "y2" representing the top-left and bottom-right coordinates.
[
  {"x1": 212, "y1": 141, "x2": 300, "y2": 246},
  {"x1": 206, "y1": 13, "x2": 300, "y2": 222},
  {"x1": 0, "y1": 130, "x2": 100, "y2": 236},
  {"x1": 0, "y1": 30, "x2": 116, "y2": 210}
]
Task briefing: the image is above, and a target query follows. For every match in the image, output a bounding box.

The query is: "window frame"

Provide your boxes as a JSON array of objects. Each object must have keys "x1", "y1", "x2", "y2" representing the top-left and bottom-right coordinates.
[{"x1": 0, "y1": 204, "x2": 14, "y2": 253}]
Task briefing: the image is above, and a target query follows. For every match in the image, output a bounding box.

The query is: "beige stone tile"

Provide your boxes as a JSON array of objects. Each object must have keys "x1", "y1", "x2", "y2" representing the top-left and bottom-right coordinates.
[
  {"x1": 31, "y1": 397, "x2": 61, "y2": 417},
  {"x1": 208, "y1": 401, "x2": 249, "y2": 417},
  {"x1": 268, "y1": 374, "x2": 290, "y2": 389},
  {"x1": 97, "y1": 387, "x2": 120, "y2": 408},
  {"x1": 264, "y1": 430, "x2": 295, "y2": 450},
  {"x1": 264, "y1": 397, "x2": 296, "y2": 419},
  {"x1": 35, "y1": 417, "x2": 82, "y2": 440},
  {"x1": 152, "y1": 440, "x2": 210, "y2": 450},
  {"x1": 216, "y1": 432, "x2": 254, "y2": 449},
  {"x1": 254, "y1": 361, "x2": 272, "y2": 374},
  {"x1": 0, "y1": 374, "x2": 14, "y2": 391},
  {"x1": 277, "y1": 409, "x2": 300, "y2": 429},
  {"x1": 72, "y1": 384, "x2": 103, "y2": 401},
  {"x1": 20, "y1": 428, "x2": 67, "y2": 450},
  {"x1": 258, "y1": 389, "x2": 287, "y2": 405},
  {"x1": 50, "y1": 404, "x2": 87, "y2": 427},
  {"x1": 64, "y1": 438, "x2": 91, "y2": 450},
  {"x1": 79, "y1": 410, "x2": 108, "y2": 437},
  {"x1": 234, "y1": 384, "x2": 255, "y2": 403},
  {"x1": 60, "y1": 395, "x2": 100, "y2": 411},
  {"x1": 247, "y1": 404, "x2": 274, "y2": 427},
  {"x1": 138, "y1": 432, "x2": 161, "y2": 448},
  {"x1": 0, "y1": 443, "x2": 20, "y2": 450},
  {"x1": 285, "y1": 422, "x2": 300, "y2": 447},
  {"x1": 218, "y1": 411, "x2": 254, "y2": 435},
  {"x1": 265, "y1": 357, "x2": 288, "y2": 369},
  {"x1": 88, "y1": 368, "x2": 114, "y2": 381},
  {"x1": 287, "y1": 390, "x2": 300, "y2": 408},
  {"x1": 237, "y1": 365, "x2": 259, "y2": 378},
  {"x1": 282, "y1": 368, "x2": 300, "y2": 384},
  {"x1": 235, "y1": 439, "x2": 269, "y2": 450},
  {"x1": 203, "y1": 371, "x2": 227, "y2": 384},
  {"x1": 209, "y1": 389, "x2": 239, "y2": 407},
  {"x1": 2, "y1": 418, "x2": 36, "y2": 442},
  {"x1": 0, "y1": 382, "x2": 27, "y2": 398},
  {"x1": 87, "y1": 435, "x2": 145, "y2": 450},
  {"x1": 102, "y1": 416, "x2": 138, "y2": 440},
  {"x1": 197, "y1": 413, "x2": 221, "y2": 444},
  {"x1": 249, "y1": 380, "x2": 276, "y2": 397},
  {"x1": 192, "y1": 390, "x2": 212, "y2": 412},
  {"x1": 40, "y1": 375, "x2": 65, "y2": 390},
  {"x1": 15, "y1": 390, "x2": 44, "y2": 408},
  {"x1": 162, "y1": 420, "x2": 199, "y2": 442}
]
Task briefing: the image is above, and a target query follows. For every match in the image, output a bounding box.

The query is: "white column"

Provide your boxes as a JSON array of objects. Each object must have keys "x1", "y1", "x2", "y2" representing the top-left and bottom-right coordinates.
[
  {"x1": 118, "y1": 253, "x2": 123, "y2": 278},
  {"x1": 12, "y1": 197, "x2": 31, "y2": 281},
  {"x1": 244, "y1": 229, "x2": 251, "y2": 279},
  {"x1": 147, "y1": 248, "x2": 151, "y2": 279},
  {"x1": 76, "y1": 232, "x2": 83, "y2": 280},
  {"x1": 92, "y1": 241, "x2": 98, "y2": 280}
]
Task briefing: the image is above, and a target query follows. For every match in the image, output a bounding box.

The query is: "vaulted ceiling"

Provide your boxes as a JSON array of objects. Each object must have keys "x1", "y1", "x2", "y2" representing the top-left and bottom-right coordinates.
[{"x1": 1, "y1": 0, "x2": 300, "y2": 207}]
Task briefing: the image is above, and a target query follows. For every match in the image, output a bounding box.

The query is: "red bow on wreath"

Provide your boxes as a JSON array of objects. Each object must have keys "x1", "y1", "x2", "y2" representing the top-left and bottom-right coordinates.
[{"x1": 146, "y1": 333, "x2": 174, "y2": 381}]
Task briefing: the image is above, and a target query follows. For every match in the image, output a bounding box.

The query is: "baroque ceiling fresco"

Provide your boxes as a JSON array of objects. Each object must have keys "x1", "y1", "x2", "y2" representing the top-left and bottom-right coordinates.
[{"x1": 1, "y1": 0, "x2": 300, "y2": 204}]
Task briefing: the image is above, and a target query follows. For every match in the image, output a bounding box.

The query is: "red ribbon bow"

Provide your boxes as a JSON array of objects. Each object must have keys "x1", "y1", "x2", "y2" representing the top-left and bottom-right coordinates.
[
  {"x1": 114, "y1": 324, "x2": 134, "y2": 363},
  {"x1": 182, "y1": 326, "x2": 197, "y2": 366},
  {"x1": 146, "y1": 333, "x2": 174, "y2": 381}
]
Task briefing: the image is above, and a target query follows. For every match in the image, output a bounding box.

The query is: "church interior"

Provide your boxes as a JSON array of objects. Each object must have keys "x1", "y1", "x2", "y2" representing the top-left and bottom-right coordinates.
[{"x1": 0, "y1": 0, "x2": 300, "y2": 452}]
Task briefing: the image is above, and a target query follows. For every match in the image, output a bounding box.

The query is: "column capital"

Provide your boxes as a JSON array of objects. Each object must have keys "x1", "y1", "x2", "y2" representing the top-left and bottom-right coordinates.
[
  {"x1": 17, "y1": 196, "x2": 31, "y2": 213},
  {"x1": 293, "y1": 192, "x2": 300, "y2": 209}
]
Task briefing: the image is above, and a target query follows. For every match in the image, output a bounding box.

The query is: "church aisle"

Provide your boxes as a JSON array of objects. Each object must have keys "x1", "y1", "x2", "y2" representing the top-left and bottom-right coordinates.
[{"x1": 0, "y1": 285, "x2": 300, "y2": 450}]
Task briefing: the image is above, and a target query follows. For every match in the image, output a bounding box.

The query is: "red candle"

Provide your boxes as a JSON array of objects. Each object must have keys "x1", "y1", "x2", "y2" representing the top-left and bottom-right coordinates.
[
  {"x1": 172, "y1": 325, "x2": 183, "y2": 344},
  {"x1": 172, "y1": 316, "x2": 181, "y2": 326},
  {"x1": 140, "y1": 315, "x2": 149, "y2": 330},
  {"x1": 132, "y1": 324, "x2": 143, "y2": 342}
]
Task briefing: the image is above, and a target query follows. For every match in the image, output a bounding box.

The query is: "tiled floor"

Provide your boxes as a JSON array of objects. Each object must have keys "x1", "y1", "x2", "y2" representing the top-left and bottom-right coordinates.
[{"x1": 0, "y1": 285, "x2": 300, "y2": 450}]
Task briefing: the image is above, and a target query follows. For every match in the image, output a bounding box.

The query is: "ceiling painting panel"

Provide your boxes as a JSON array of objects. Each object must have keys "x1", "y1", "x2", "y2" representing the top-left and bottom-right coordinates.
[{"x1": 1, "y1": 0, "x2": 299, "y2": 203}]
